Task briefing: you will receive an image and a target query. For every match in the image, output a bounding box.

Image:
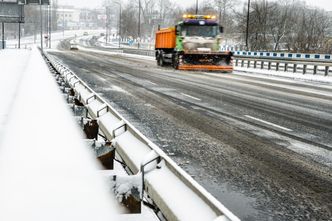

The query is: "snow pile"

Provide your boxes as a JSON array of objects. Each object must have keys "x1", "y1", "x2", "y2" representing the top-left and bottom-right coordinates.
[
  {"x1": 0, "y1": 49, "x2": 31, "y2": 139},
  {"x1": 0, "y1": 48, "x2": 120, "y2": 220}
]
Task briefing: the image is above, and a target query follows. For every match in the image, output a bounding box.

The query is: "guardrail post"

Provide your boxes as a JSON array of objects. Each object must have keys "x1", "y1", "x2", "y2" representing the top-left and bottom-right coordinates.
[
  {"x1": 254, "y1": 60, "x2": 257, "y2": 68},
  {"x1": 284, "y1": 63, "x2": 288, "y2": 72},
  {"x1": 241, "y1": 60, "x2": 244, "y2": 67},
  {"x1": 303, "y1": 64, "x2": 307, "y2": 75},
  {"x1": 293, "y1": 64, "x2": 297, "y2": 73},
  {"x1": 247, "y1": 60, "x2": 250, "y2": 68},
  {"x1": 235, "y1": 59, "x2": 238, "y2": 66},
  {"x1": 313, "y1": 65, "x2": 317, "y2": 75},
  {"x1": 261, "y1": 61, "x2": 264, "y2": 69},
  {"x1": 112, "y1": 175, "x2": 142, "y2": 213},
  {"x1": 268, "y1": 62, "x2": 271, "y2": 70},
  {"x1": 97, "y1": 142, "x2": 115, "y2": 170},
  {"x1": 276, "y1": 62, "x2": 279, "y2": 71},
  {"x1": 325, "y1": 66, "x2": 329, "y2": 76},
  {"x1": 83, "y1": 119, "x2": 99, "y2": 140}
]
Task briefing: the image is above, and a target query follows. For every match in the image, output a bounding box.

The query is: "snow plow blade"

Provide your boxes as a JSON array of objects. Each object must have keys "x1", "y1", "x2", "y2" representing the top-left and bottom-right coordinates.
[{"x1": 178, "y1": 64, "x2": 233, "y2": 72}]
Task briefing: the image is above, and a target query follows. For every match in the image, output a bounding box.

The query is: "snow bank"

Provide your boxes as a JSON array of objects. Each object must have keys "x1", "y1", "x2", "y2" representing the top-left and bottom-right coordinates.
[
  {"x1": 0, "y1": 48, "x2": 120, "y2": 220},
  {"x1": 235, "y1": 66, "x2": 332, "y2": 84}
]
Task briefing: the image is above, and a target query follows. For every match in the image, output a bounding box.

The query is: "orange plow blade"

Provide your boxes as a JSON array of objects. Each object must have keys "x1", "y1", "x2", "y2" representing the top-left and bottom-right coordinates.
[{"x1": 178, "y1": 64, "x2": 233, "y2": 72}]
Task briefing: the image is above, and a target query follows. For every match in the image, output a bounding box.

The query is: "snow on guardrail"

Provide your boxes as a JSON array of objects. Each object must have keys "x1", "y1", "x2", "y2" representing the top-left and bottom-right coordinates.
[{"x1": 43, "y1": 51, "x2": 240, "y2": 221}]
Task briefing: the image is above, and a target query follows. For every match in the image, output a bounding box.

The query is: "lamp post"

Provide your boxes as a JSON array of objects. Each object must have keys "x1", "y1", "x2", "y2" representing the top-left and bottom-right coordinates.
[
  {"x1": 195, "y1": 0, "x2": 198, "y2": 14},
  {"x1": 245, "y1": 0, "x2": 250, "y2": 51},
  {"x1": 138, "y1": 0, "x2": 141, "y2": 49},
  {"x1": 18, "y1": 2, "x2": 24, "y2": 49},
  {"x1": 62, "y1": 7, "x2": 65, "y2": 39},
  {"x1": 1, "y1": 0, "x2": 4, "y2": 49},
  {"x1": 40, "y1": 3, "x2": 43, "y2": 50},
  {"x1": 113, "y1": 2, "x2": 121, "y2": 48},
  {"x1": 49, "y1": 1, "x2": 52, "y2": 48},
  {"x1": 105, "y1": 6, "x2": 109, "y2": 45}
]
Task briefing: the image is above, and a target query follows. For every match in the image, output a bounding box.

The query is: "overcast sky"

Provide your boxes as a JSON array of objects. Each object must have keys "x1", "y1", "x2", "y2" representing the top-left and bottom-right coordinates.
[{"x1": 58, "y1": 0, "x2": 332, "y2": 11}]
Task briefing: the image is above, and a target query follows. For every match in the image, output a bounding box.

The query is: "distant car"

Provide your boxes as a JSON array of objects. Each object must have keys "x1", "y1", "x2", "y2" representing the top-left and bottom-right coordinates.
[
  {"x1": 70, "y1": 43, "x2": 79, "y2": 50},
  {"x1": 83, "y1": 32, "x2": 88, "y2": 36},
  {"x1": 100, "y1": 33, "x2": 105, "y2": 36}
]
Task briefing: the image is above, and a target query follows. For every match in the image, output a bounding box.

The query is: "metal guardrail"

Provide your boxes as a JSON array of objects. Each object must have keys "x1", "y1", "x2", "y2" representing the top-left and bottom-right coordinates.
[
  {"x1": 234, "y1": 51, "x2": 332, "y2": 61},
  {"x1": 89, "y1": 45, "x2": 332, "y2": 76},
  {"x1": 42, "y1": 51, "x2": 240, "y2": 221},
  {"x1": 234, "y1": 56, "x2": 332, "y2": 76},
  {"x1": 122, "y1": 48, "x2": 155, "y2": 57}
]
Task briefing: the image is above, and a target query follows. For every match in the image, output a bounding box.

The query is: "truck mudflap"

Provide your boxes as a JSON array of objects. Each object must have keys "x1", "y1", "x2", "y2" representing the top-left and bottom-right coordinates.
[{"x1": 178, "y1": 64, "x2": 233, "y2": 72}]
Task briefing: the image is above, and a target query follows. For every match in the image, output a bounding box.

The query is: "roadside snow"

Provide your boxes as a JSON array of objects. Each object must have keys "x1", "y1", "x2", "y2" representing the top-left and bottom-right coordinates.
[
  {"x1": 0, "y1": 49, "x2": 31, "y2": 139},
  {"x1": 235, "y1": 66, "x2": 332, "y2": 84},
  {"x1": 0, "y1": 48, "x2": 120, "y2": 220}
]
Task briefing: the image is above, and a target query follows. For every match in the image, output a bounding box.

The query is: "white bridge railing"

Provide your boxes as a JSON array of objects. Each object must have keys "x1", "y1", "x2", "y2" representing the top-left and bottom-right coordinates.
[{"x1": 42, "y1": 51, "x2": 240, "y2": 221}]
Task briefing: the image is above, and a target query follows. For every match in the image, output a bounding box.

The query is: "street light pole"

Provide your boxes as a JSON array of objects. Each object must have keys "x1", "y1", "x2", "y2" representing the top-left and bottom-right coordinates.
[
  {"x1": 62, "y1": 7, "x2": 65, "y2": 39},
  {"x1": 17, "y1": 2, "x2": 24, "y2": 49},
  {"x1": 196, "y1": 0, "x2": 198, "y2": 14},
  {"x1": 114, "y1": 2, "x2": 121, "y2": 48},
  {"x1": 18, "y1": 22, "x2": 21, "y2": 49},
  {"x1": 1, "y1": 0, "x2": 4, "y2": 49},
  {"x1": 49, "y1": 1, "x2": 52, "y2": 48},
  {"x1": 40, "y1": 4, "x2": 43, "y2": 50},
  {"x1": 245, "y1": 0, "x2": 250, "y2": 51},
  {"x1": 105, "y1": 6, "x2": 109, "y2": 45},
  {"x1": 138, "y1": 0, "x2": 141, "y2": 49}
]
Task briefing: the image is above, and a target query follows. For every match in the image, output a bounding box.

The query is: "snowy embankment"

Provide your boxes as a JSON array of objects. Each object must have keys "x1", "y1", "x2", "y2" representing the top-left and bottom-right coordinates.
[{"x1": 0, "y1": 48, "x2": 120, "y2": 220}]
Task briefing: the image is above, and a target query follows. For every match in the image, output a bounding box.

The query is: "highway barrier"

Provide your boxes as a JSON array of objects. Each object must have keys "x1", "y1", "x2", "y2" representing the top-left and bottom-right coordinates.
[
  {"x1": 84, "y1": 36, "x2": 332, "y2": 76},
  {"x1": 233, "y1": 56, "x2": 332, "y2": 76},
  {"x1": 86, "y1": 39, "x2": 332, "y2": 76},
  {"x1": 42, "y1": 51, "x2": 240, "y2": 221},
  {"x1": 234, "y1": 51, "x2": 332, "y2": 61}
]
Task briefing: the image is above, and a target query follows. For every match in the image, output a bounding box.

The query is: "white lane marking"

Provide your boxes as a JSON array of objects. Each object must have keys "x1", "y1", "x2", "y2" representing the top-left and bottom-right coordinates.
[
  {"x1": 180, "y1": 93, "x2": 202, "y2": 101},
  {"x1": 148, "y1": 81, "x2": 157, "y2": 86},
  {"x1": 245, "y1": 115, "x2": 293, "y2": 132}
]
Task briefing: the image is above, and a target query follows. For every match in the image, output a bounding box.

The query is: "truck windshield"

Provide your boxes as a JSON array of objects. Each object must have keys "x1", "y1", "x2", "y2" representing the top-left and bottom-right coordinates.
[{"x1": 182, "y1": 25, "x2": 219, "y2": 37}]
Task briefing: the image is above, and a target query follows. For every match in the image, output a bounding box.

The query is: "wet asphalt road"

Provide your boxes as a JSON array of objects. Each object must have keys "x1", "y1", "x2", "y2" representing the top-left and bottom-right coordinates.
[{"x1": 48, "y1": 43, "x2": 332, "y2": 220}]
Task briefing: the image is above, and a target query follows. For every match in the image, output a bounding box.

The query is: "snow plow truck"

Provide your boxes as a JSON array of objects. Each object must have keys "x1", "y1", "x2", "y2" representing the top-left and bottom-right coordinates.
[{"x1": 155, "y1": 14, "x2": 233, "y2": 72}]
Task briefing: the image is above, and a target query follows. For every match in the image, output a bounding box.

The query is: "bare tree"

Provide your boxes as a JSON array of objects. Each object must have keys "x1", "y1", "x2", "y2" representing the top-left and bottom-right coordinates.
[{"x1": 236, "y1": 0, "x2": 332, "y2": 53}]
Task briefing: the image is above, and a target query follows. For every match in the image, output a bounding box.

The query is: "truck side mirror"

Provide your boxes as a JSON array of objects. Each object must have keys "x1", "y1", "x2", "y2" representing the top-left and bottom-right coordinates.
[
  {"x1": 219, "y1": 26, "x2": 224, "y2": 34},
  {"x1": 175, "y1": 25, "x2": 180, "y2": 35}
]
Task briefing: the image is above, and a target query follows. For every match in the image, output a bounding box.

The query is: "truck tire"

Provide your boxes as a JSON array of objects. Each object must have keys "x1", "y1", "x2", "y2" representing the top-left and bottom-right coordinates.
[
  {"x1": 156, "y1": 51, "x2": 160, "y2": 66},
  {"x1": 172, "y1": 53, "x2": 179, "y2": 69},
  {"x1": 157, "y1": 53, "x2": 165, "y2": 66},
  {"x1": 156, "y1": 56, "x2": 160, "y2": 66}
]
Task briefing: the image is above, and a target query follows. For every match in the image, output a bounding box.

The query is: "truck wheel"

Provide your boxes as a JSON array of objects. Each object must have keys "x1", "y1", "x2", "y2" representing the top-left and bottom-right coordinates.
[
  {"x1": 158, "y1": 54, "x2": 164, "y2": 66},
  {"x1": 173, "y1": 54, "x2": 179, "y2": 69},
  {"x1": 156, "y1": 56, "x2": 160, "y2": 66}
]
